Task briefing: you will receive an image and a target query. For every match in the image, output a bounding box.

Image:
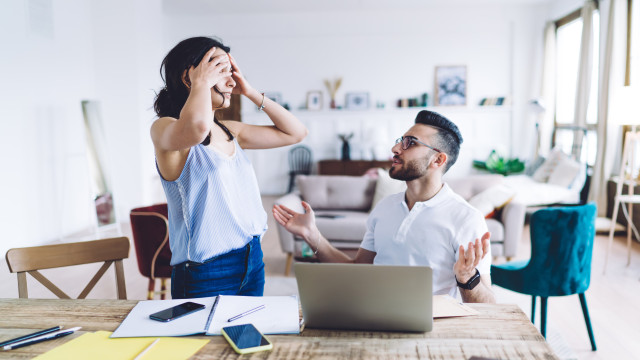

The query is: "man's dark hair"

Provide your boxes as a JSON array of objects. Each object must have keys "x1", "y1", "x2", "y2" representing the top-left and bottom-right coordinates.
[{"x1": 414, "y1": 110, "x2": 463, "y2": 173}]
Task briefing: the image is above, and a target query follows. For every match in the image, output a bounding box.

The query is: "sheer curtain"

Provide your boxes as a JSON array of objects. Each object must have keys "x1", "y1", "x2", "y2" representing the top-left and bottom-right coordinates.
[
  {"x1": 538, "y1": 22, "x2": 557, "y2": 157},
  {"x1": 572, "y1": 1, "x2": 596, "y2": 157},
  {"x1": 589, "y1": 0, "x2": 629, "y2": 214}
]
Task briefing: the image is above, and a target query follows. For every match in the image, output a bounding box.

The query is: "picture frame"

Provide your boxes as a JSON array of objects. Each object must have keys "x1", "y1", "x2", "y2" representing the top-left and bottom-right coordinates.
[
  {"x1": 434, "y1": 65, "x2": 467, "y2": 106},
  {"x1": 306, "y1": 91, "x2": 323, "y2": 111},
  {"x1": 345, "y1": 92, "x2": 370, "y2": 110}
]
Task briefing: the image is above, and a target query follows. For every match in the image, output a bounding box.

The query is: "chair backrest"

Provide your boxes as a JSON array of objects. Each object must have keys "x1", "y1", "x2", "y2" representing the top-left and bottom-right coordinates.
[
  {"x1": 5, "y1": 237, "x2": 129, "y2": 299},
  {"x1": 130, "y1": 204, "x2": 172, "y2": 280},
  {"x1": 526, "y1": 203, "x2": 597, "y2": 296},
  {"x1": 289, "y1": 145, "x2": 312, "y2": 174}
]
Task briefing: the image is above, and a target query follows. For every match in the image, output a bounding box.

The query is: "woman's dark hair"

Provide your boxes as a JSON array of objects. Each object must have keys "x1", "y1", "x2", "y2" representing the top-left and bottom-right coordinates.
[{"x1": 153, "y1": 36, "x2": 233, "y2": 143}]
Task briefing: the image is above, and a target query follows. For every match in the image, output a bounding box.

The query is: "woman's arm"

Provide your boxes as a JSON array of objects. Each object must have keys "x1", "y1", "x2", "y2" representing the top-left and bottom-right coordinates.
[{"x1": 223, "y1": 54, "x2": 308, "y2": 149}]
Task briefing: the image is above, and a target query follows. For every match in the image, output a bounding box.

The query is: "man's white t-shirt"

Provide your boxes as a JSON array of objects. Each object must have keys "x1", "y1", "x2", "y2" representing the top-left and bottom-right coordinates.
[{"x1": 359, "y1": 183, "x2": 491, "y2": 298}]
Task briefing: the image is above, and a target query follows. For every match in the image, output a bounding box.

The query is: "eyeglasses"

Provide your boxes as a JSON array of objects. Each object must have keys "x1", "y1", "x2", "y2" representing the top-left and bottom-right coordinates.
[{"x1": 395, "y1": 136, "x2": 442, "y2": 153}]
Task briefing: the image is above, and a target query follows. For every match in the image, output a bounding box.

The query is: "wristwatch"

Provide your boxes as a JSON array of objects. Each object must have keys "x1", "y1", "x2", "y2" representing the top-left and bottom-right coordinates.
[{"x1": 456, "y1": 269, "x2": 481, "y2": 290}]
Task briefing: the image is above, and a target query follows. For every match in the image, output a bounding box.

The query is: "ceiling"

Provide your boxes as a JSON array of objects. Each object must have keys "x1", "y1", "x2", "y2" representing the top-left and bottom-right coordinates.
[{"x1": 162, "y1": 0, "x2": 554, "y2": 15}]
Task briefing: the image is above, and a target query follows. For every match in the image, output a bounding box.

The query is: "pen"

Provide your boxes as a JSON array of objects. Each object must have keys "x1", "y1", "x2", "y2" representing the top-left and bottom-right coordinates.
[
  {"x1": 3, "y1": 327, "x2": 81, "y2": 350},
  {"x1": 0, "y1": 326, "x2": 62, "y2": 347},
  {"x1": 227, "y1": 304, "x2": 266, "y2": 322},
  {"x1": 133, "y1": 339, "x2": 159, "y2": 360}
]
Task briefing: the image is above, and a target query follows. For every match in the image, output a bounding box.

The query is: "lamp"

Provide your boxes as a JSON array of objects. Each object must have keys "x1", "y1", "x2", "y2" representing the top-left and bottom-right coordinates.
[
  {"x1": 604, "y1": 86, "x2": 640, "y2": 273},
  {"x1": 528, "y1": 98, "x2": 547, "y2": 159}
]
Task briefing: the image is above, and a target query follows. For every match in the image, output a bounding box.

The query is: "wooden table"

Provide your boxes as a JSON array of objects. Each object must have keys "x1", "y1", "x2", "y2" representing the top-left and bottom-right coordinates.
[{"x1": 0, "y1": 299, "x2": 558, "y2": 359}]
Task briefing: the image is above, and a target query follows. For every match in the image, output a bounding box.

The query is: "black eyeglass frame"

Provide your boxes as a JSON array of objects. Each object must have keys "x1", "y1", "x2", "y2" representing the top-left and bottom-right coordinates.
[{"x1": 395, "y1": 136, "x2": 442, "y2": 153}]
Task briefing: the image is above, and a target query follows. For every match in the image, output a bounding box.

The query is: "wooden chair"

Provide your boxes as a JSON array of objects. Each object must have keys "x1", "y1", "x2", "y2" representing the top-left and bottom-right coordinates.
[{"x1": 5, "y1": 237, "x2": 130, "y2": 299}]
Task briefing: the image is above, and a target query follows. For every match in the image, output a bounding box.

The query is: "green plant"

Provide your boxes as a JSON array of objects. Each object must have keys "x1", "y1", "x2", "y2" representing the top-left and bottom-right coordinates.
[{"x1": 473, "y1": 150, "x2": 525, "y2": 175}]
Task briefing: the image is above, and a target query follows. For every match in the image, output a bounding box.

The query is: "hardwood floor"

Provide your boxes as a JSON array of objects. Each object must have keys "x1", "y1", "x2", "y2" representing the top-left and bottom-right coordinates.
[{"x1": 1, "y1": 196, "x2": 639, "y2": 359}]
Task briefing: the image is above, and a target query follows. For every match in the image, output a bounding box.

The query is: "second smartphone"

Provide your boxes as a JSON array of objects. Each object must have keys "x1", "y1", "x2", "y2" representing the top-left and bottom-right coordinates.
[{"x1": 221, "y1": 323, "x2": 273, "y2": 354}]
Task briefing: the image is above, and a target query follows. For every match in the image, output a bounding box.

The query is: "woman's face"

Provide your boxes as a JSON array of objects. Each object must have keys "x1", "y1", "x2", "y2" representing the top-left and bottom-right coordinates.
[{"x1": 210, "y1": 47, "x2": 235, "y2": 109}]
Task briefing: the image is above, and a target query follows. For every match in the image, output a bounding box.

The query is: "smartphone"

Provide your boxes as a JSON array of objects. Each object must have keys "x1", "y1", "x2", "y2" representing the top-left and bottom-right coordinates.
[
  {"x1": 221, "y1": 324, "x2": 273, "y2": 354},
  {"x1": 149, "y1": 301, "x2": 205, "y2": 322}
]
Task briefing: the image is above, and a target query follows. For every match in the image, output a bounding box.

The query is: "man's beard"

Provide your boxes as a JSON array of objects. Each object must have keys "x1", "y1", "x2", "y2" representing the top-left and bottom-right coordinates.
[{"x1": 389, "y1": 157, "x2": 429, "y2": 181}]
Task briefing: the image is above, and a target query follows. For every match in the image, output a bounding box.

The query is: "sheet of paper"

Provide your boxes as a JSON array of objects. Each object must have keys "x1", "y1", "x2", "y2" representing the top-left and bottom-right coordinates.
[
  {"x1": 433, "y1": 295, "x2": 480, "y2": 318},
  {"x1": 34, "y1": 331, "x2": 208, "y2": 360},
  {"x1": 111, "y1": 297, "x2": 217, "y2": 338},
  {"x1": 206, "y1": 295, "x2": 300, "y2": 335}
]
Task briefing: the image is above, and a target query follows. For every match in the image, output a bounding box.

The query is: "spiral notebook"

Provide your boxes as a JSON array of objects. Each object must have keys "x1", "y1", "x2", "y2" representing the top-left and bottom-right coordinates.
[{"x1": 111, "y1": 295, "x2": 300, "y2": 338}]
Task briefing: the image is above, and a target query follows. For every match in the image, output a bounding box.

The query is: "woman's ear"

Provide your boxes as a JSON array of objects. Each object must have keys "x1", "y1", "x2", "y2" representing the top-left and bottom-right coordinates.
[{"x1": 181, "y1": 69, "x2": 191, "y2": 89}]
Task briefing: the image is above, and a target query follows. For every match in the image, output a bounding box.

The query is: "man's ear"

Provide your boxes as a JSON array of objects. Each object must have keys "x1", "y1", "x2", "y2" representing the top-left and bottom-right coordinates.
[
  {"x1": 431, "y1": 152, "x2": 448, "y2": 169},
  {"x1": 181, "y1": 69, "x2": 191, "y2": 89}
]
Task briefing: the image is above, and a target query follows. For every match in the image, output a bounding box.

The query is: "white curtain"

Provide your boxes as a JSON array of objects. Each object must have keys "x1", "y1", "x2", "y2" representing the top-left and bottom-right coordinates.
[
  {"x1": 538, "y1": 22, "x2": 557, "y2": 157},
  {"x1": 589, "y1": 0, "x2": 629, "y2": 214},
  {"x1": 572, "y1": 1, "x2": 596, "y2": 157}
]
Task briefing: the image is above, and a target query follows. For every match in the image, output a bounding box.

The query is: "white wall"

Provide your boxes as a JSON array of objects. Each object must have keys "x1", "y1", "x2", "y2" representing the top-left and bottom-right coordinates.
[
  {"x1": 0, "y1": 0, "x2": 97, "y2": 253},
  {"x1": 0, "y1": 0, "x2": 164, "y2": 254}
]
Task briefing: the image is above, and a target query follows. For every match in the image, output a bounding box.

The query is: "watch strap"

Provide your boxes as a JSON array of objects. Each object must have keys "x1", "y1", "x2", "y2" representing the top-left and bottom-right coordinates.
[{"x1": 456, "y1": 268, "x2": 481, "y2": 290}]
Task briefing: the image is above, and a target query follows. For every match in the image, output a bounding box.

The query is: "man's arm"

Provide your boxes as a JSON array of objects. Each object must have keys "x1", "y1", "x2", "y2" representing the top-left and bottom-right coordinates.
[
  {"x1": 272, "y1": 202, "x2": 376, "y2": 264},
  {"x1": 454, "y1": 235, "x2": 496, "y2": 303},
  {"x1": 460, "y1": 277, "x2": 495, "y2": 303}
]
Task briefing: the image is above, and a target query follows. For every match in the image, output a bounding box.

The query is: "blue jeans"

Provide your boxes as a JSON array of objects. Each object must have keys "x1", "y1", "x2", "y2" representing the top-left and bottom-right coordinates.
[{"x1": 171, "y1": 236, "x2": 265, "y2": 299}]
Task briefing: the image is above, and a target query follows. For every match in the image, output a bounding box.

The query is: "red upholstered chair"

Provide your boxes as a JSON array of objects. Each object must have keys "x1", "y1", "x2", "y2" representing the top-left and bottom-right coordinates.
[{"x1": 130, "y1": 204, "x2": 172, "y2": 300}]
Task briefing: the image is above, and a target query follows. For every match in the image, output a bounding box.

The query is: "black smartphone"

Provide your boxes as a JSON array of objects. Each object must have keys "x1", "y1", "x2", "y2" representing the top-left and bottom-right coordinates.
[
  {"x1": 149, "y1": 301, "x2": 206, "y2": 322},
  {"x1": 221, "y1": 324, "x2": 273, "y2": 354}
]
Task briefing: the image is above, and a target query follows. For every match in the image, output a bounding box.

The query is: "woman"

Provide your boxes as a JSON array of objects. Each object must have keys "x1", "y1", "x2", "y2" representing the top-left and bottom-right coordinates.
[{"x1": 151, "y1": 37, "x2": 307, "y2": 299}]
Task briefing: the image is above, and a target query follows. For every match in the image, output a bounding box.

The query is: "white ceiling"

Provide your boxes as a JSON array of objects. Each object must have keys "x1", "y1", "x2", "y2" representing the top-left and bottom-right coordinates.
[{"x1": 162, "y1": 0, "x2": 554, "y2": 15}]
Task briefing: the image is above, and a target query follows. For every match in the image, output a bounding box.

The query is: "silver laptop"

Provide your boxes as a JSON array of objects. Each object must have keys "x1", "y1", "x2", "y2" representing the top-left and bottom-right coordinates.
[{"x1": 294, "y1": 263, "x2": 433, "y2": 332}]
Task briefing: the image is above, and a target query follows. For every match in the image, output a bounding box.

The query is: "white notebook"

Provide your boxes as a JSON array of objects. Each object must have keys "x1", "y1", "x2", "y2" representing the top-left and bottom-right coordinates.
[{"x1": 111, "y1": 295, "x2": 300, "y2": 338}]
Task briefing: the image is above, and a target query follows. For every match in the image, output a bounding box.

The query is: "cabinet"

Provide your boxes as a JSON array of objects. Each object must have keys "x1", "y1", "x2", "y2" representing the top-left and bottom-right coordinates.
[{"x1": 318, "y1": 160, "x2": 393, "y2": 176}]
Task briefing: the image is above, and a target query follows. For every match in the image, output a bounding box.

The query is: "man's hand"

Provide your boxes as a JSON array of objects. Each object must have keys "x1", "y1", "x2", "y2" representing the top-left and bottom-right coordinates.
[
  {"x1": 453, "y1": 232, "x2": 491, "y2": 283},
  {"x1": 272, "y1": 202, "x2": 319, "y2": 243}
]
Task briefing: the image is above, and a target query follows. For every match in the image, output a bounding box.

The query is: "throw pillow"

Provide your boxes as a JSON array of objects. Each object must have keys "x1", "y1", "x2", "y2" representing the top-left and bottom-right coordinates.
[
  {"x1": 547, "y1": 155, "x2": 582, "y2": 188},
  {"x1": 467, "y1": 184, "x2": 517, "y2": 219},
  {"x1": 531, "y1": 148, "x2": 565, "y2": 183},
  {"x1": 371, "y1": 168, "x2": 407, "y2": 209},
  {"x1": 525, "y1": 156, "x2": 546, "y2": 176}
]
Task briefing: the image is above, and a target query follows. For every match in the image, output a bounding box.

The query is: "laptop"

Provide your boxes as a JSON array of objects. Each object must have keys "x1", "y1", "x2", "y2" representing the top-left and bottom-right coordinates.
[{"x1": 294, "y1": 263, "x2": 433, "y2": 332}]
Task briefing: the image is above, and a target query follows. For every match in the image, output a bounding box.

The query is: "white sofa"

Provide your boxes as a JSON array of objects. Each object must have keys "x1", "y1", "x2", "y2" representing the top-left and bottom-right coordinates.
[{"x1": 275, "y1": 173, "x2": 526, "y2": 275}]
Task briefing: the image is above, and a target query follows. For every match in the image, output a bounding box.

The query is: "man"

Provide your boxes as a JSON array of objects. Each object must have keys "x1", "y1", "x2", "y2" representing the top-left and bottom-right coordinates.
[{"x1": 272, "y1": 110, "x2": 495, "y2": 303}]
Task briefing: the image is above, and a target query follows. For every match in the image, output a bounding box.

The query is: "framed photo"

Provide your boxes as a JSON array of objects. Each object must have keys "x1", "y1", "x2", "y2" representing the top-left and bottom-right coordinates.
[
  {"x1": 306, "y1": 91, "x2": 323, "y2": 111},
  {"x1": 345, "y1": 92, "x2": 370, "y2": 110},
  {"x1": 434, "y1": 66, "x2": 467, "y2": 106}
]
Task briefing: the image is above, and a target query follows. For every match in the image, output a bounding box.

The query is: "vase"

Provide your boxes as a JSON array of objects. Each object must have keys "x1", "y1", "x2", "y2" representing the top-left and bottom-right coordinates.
[
  {"x1": 330, "y1": 99, "x2": 337, "y2": 109},
  {"x1": 341, "y1": 141, "x2": 351, "y2": 161}
]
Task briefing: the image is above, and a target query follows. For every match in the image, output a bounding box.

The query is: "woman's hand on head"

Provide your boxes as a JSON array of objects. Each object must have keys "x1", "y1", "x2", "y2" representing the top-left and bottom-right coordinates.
[
  {"x1": 187, "y1": 47, "x2": 232, "y2": 89},
  {"x1": 228, "y1": 53, "x2": 253, "y2": 96}
]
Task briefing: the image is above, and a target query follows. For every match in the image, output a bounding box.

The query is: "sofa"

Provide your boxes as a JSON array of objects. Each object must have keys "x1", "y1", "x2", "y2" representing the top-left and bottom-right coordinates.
[{"x1": 275, "y1": 172, "x2": 526, "y2": 275}]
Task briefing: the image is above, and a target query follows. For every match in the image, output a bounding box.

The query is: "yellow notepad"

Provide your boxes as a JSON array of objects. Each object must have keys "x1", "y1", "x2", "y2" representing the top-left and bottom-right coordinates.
[{"x1": 33, "y1": 331, "x2": 208, "y2": 360}]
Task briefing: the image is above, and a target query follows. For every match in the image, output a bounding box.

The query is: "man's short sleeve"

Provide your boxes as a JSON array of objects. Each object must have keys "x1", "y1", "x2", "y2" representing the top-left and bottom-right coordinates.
[
  {"x1": 455, "y1": 209, "x2": 492, "y2": 275},
  {"x1": 359, "y1": 210, "x2": 377, "y2": 252}
]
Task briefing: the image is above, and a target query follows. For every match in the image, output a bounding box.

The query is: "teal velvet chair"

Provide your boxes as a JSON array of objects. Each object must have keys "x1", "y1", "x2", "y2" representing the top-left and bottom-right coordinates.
[{"x1": 491, "y1": 202, "x2": 597, "y2": 351}]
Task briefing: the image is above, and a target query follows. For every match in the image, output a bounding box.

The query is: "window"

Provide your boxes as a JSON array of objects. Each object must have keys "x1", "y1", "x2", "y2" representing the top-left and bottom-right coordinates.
[{"x1": 554, "y1": 9, "x2": 600, "y2": 166}]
